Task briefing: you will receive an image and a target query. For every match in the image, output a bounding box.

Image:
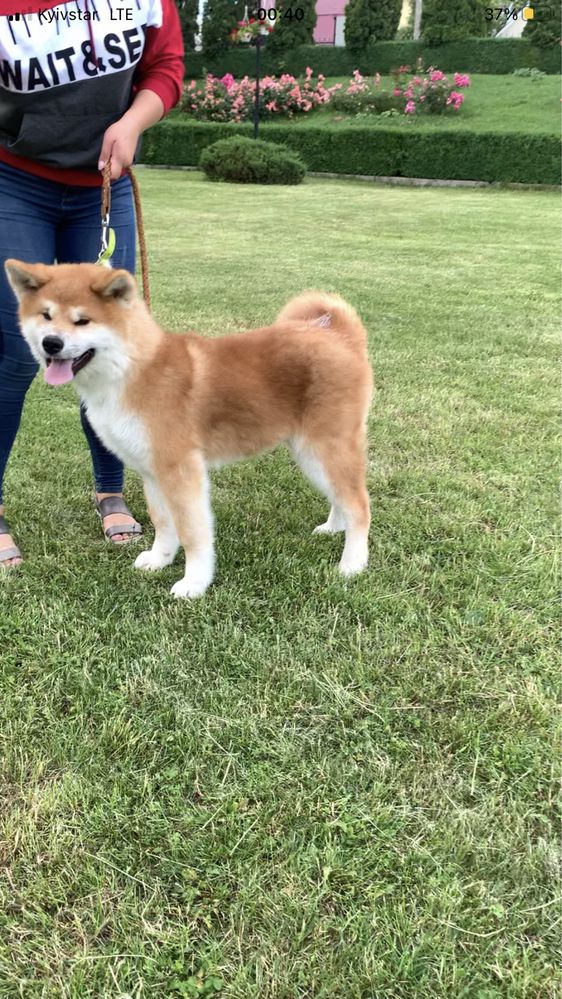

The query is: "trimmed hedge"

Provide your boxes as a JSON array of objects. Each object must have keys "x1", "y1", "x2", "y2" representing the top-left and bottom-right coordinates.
[
  {"x1": 199, "y1": 136, "x2": 306, "y2": 183},
  {"x1": 185, "y1": 38, "x2": 561, "y2": 78},
  {"x1": 140, "y1": 119, "x2": 561, "y2": 185}
]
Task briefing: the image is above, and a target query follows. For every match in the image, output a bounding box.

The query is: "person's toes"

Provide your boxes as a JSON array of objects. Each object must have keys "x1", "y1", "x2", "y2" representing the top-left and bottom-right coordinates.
[{"x1": 0, "y1": 532, "x2": 22, "y2": 568}]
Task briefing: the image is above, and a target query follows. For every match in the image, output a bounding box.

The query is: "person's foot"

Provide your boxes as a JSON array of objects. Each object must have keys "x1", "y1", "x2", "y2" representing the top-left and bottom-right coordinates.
[
  {"x1": 0, "y1": 506, "x2": 23, "y2": 568},
  {"x1": 96, "y1": 493, "x2": 142, "y2": 543}
]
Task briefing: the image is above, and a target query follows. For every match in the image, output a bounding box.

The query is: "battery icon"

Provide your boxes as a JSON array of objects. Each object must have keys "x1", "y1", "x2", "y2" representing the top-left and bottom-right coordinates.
[{"x1": 522, "y1": 6, "x2": 534, "y2": 16}]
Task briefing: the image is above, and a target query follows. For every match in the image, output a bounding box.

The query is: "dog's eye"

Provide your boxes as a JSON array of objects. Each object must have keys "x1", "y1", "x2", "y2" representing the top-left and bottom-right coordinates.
[
  {"x1": 42, "y1": 311, "x2": 51, "y2": 321},
  {"x1": 74, "y1": 318, "x2": 90, "y2": 326}
]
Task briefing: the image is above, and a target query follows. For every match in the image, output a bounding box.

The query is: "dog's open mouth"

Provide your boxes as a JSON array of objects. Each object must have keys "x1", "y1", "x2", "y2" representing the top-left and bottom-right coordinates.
[{"x1": 44, "y1": 349, "x2": 95, "y2": 387}]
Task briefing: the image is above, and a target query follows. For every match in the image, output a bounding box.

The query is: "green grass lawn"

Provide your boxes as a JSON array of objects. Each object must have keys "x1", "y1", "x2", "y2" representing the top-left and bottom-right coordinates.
[
  {"x1": 288, "y1": 74, "x2": 561, "y2": 133},
  {"x1": 1, "y1": 173, "x2": 560, "y2": 997}
]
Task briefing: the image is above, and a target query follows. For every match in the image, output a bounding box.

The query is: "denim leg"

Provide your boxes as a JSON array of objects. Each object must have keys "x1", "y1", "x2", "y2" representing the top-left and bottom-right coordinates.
[
  {"x1": 57, "y1": 173, "x2": 136, "y2": 494},
  {"x1": 0, "y1": 163, "x2": 59, "y2": 504}
]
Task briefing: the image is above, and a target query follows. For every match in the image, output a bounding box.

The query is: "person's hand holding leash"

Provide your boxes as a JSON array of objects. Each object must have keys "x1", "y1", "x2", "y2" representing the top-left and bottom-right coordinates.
[{"x1": 98, "y1": 90, "x2": 165, "y2": 179}]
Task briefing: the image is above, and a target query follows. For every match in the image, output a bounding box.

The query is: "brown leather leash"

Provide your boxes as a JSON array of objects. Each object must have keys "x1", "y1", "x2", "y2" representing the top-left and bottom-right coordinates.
[{"x1": 99, "y1": 159, "x2": 151, "y2": 311}]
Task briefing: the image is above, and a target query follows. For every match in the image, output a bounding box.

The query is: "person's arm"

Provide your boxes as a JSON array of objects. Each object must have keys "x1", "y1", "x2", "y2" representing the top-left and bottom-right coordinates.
[
  {"x1": 98, "y1": 0, "x2": 185, "y2": 179},
  {"x1": 98, "y1": 90, "x2": 165, "y2": 178}
]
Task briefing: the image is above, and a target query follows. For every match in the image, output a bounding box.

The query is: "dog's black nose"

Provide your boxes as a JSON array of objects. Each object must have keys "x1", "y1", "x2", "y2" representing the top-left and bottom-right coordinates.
[{"x1": 42, "y1": 335, "x2": 64, "y2": 356}]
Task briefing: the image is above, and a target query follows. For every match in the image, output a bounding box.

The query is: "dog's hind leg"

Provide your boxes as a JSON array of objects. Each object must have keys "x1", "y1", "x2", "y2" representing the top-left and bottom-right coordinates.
[
  {"x1": 313, "y1": 504, "x2": 346, "y2": 535},
  {"x1": 153, "y1": 452, "x2": 215, "y2": 599},
  {"x1": 134, "y1": 477, "x2": 179, "y2": 572},
  {"x1": 291, "y1": 436, "x2": 370, "y2": 577}
]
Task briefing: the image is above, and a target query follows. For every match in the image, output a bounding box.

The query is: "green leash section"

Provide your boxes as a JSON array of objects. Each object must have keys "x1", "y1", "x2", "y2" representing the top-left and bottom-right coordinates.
[{"x1": 97, "y1": 225, "x2": 116, "y2": 265}]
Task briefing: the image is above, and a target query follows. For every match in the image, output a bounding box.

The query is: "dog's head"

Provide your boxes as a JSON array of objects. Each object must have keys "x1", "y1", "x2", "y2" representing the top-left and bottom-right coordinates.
[{"x1": 4, "y1": 260, "x2": 140, "y2": 388}]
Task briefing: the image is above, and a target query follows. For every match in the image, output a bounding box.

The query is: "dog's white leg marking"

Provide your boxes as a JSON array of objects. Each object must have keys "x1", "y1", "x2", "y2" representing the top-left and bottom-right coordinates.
[
  {"x1": 291, "y1": 438, "x2": 334, "y2": 498},
  {"x1": 292, "y1": 437, "x2": 370, "y2": 577},
  {"x1": 338, "y1": 525, "x2": 369, "y2": 577},
  {"x1": 313, "y1": 504, "x2": 346, "y2": 535},
  {"x1": 292, "y1": 440, "x2": 348, "y2": 537},
  {"x1": 134, "y1": 478, "x2": 179, "y2": 571},
  {"x1": 164, "y1": 457, "x2": 215, "y2": 599}
]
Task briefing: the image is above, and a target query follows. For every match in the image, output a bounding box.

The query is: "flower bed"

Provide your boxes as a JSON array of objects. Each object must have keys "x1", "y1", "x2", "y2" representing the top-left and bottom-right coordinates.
[
  {"x1": 392, "y1": 65, "x2": 471, "y2": 115},
  {"x1": 331, "y1": 66, "x2": 471, "y2": 117},
  {"x1": 182, "y1": 66, "x2": 471, "y2": 124},
  {"x1": 181, "y1": 68, "x2": 341, "y2": 123}
]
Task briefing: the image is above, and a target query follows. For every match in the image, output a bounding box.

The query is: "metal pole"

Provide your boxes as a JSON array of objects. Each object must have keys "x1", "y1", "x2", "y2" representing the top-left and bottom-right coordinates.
[{"x1": 253, "y1": 36, "x2": 261, "y2": 139}]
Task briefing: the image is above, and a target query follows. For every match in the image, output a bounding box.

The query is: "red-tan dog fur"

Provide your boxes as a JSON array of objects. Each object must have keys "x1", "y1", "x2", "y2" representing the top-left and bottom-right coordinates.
[{"x1": 5, "y1": 260, "x2": 373, "y2": 598}]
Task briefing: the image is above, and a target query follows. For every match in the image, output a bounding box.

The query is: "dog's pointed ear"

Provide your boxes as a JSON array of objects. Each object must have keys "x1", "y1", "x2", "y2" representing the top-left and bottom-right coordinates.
[
  {"x1": 90, "y1": 267, "x2": 137, "y2": 305},
  {"x1": 4, "y1": 259, "x2": 50, "y2": 299}
]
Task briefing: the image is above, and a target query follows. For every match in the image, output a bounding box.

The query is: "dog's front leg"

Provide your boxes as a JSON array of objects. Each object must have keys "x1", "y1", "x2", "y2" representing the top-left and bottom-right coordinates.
[
  {"x1": 155, "y1": 452, "x2": 215, "y2": 599},
  {"x1": 134, "y1": 477, "x2": 179, "y2": 571}
]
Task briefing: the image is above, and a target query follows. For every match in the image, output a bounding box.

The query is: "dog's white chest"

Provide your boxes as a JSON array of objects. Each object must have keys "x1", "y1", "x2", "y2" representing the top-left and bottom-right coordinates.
[{"x1": 84, "y1": 394, "x2": 152, "y2": 475}]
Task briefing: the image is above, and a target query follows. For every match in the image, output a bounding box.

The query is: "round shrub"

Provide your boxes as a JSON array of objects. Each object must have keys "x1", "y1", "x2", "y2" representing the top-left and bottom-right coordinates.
[{"x1": 199, "y1": 136, "x2": 307, "y2": 184}]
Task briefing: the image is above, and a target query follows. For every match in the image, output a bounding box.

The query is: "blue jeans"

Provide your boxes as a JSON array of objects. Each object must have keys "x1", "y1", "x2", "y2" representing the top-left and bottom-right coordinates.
[{"x1": 0, "y1": 159, "x2": 136, "y2": 504}]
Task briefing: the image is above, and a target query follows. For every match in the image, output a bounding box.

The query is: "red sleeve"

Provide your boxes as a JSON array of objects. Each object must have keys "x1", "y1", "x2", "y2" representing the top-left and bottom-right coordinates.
[{"x1": 133, "y1": 0, "x2": 185, "y2": 114}]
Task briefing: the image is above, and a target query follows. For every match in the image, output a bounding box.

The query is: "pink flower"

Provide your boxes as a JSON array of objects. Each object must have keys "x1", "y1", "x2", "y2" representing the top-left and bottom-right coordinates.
[
  {"x1": 393, "y1": 87, "x2": 402, "y2": 96},
  {"x1": 398, "y1": 65, "x2": 410, "y2": 73},
  {"x1": 305, "y1": 66, "x2": 313, "y2": 80},
  {"x1": 220, "y1": 73, "x2": 235, "y2": 90},
  {"x1": 413, "y1": 76, "x2": 422, "y2": 86},
  {"x1": 405, "y1": 100, "x2": 416, "y2": 114},
  {"x1": 404, "y1": 86, "x2": 413, "y2": 98},
  {"x1": 430, "y1": 70, "x2": 445, "y2": 82},
  {"x1": 454, "y1": 73, "x2": 471, "y2": 88}
]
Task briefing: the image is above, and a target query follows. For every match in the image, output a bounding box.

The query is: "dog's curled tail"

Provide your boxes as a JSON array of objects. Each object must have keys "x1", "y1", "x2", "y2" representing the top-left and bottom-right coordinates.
[{"x1": 276, "y1": 290, "x2": 368, "y2": 355}]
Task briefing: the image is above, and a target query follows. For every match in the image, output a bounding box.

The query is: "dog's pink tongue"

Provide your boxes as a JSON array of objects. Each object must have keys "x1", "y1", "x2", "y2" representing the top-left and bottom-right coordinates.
[{"x1": 44, "y1": 359, "x2": 74, "y2": 386}]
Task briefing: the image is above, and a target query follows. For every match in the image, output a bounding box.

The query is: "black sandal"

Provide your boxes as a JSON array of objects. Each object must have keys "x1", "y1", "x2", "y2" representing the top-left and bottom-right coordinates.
[
  {"x1": 95, "y1": 495, "x2": 143, "y2": 545},
  {"x1": 0, "y1": 514, "x2": 23, "y2": 566}
]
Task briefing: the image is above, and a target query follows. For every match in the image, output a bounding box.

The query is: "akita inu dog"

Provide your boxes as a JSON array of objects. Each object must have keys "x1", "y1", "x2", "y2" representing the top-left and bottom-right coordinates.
[{"x1": 5, "y1": 259, "x2": 372, "y2": 598}]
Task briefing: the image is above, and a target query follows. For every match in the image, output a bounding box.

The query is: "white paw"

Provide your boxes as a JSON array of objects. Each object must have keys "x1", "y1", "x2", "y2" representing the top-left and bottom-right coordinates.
[
  {"x1": 134, "y1": 548, "x2": 174, "y2": 571},
  {"x1": 170, "y1": 554, "x2": 214, "y2": 599},
  {"x1": 170, "y1": 574, "x2": 210, "y2": 599},
  {"x1": 338, "y1": 549, "x2": 368, "y2": 577},
  {"x1": 313, "y1": 521, "x2": 344, "y2": 535}
]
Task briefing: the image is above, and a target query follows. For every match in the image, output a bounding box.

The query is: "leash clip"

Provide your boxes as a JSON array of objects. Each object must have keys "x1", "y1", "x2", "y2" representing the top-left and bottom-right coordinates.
[{"x1": 97, "y1": 212, "x2": 115, "y2": 265}]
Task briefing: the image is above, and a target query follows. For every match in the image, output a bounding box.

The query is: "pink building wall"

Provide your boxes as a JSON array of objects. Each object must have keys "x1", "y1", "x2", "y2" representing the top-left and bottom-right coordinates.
[{"x1": 314, "y1": 0, "x2": 347, "y2": 44}]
